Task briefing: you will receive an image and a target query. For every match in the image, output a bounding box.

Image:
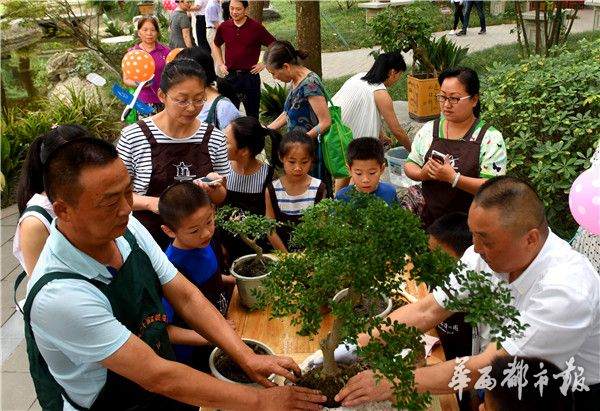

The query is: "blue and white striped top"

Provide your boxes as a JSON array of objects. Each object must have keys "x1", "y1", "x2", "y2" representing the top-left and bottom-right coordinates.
[{"x1": 272, "y1": 177, "x2": 322, "y2": 216}]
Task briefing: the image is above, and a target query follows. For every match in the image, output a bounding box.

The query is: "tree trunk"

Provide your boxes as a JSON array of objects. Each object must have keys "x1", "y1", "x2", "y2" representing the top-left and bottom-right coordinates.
[
  {"x1": 320, "y1": 315, "x2": 342, "y2": 376},
  {"x1": 18, "y1": 55, "x2": 36, "y2": 98},
  {"x1": 248, "y1": 0, "x2": 265, "y2": 22},
  {"x1": 296, "y1": 1, "x2": 322, "y2": 78}
]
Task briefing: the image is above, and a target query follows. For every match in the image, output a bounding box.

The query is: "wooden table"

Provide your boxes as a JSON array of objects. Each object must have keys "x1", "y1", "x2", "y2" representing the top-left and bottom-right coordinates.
[{"x1": 223, "y1": 287, "x2": 459, "y2": 411}]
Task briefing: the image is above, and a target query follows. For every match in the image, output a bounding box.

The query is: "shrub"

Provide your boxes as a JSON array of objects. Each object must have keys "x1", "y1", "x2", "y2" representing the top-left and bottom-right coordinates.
[
  {"x1": 482, "y1": 38, "x2": 600, "y2": 239},
  {"x1": 1, "y1": 88, "x2": 122, "y2": 203},
  {"x1": 259, "y1": 82, "x2": 289, "y2": 123}
]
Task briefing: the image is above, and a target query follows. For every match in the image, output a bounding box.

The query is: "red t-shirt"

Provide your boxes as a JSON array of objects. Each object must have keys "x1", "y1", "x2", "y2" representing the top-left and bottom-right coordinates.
[{"x1": 214, "y1": 17, "x2": 275, "y2": 71}]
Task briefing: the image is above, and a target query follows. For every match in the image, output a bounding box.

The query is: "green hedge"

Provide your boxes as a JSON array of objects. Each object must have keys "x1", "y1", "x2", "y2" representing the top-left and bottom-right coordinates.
[{"x1": 482, "y1": 38, "x2": 600, "y2": 239}]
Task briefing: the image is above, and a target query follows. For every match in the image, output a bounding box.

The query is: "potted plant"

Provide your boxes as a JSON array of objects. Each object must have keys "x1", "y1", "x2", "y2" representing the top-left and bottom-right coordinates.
[
  {"x1": 256, "y1": 193, "x2": 526, "y2": 410},
  {"x1": 138, "y1": 0, "x2": 155, "y2": 16},
  {"x1": 216, "y1": 205, "x2": 279, "y2": 309},
  {"x1": 370, "y1": 3, "x2": 469, "y2": 121},
  {"x1": 209, "y1": 338, "x2": 276, "y2": 386}
]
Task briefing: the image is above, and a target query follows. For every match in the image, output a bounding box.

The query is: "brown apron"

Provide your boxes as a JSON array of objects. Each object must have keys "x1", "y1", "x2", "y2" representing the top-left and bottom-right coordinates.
[
  {"x1": 133, "y1": 120, "x2": 215, "y2": 249},
  {"x1": 421, "y1": 118, "x2": 489, "y2": 227}
]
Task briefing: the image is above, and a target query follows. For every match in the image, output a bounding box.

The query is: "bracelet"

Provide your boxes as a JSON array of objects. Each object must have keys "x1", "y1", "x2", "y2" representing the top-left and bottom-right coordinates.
[
  {"x1": 451, "y1": 172, "x2": 461, "y2": 188},
  {"x1": 314, "y1": 124, "x2": 321, "y2": 136}
]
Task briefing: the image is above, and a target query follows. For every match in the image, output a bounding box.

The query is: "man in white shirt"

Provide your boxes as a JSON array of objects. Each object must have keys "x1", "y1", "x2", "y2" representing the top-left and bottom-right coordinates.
[{"x1": 336, "y1": 176, "x2": 600, "y2": 410}]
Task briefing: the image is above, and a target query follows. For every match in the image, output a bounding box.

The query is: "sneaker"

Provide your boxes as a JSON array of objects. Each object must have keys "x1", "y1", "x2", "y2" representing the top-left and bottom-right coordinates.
[
  {"x1": 448, "y1": 29, "x2": 456, "y2": 35},
  {"x1": 456, "y1": 31, "x2": 466, "y2": 36},
  {"x1": 478, "y1": 30, "x2": 486, "y2": 35}
]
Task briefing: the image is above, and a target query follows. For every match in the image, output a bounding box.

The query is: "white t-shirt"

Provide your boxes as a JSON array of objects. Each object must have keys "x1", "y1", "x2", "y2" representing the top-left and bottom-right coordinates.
[
  {"x1": 331, "y1": 72, "x2": 387, "y2": 140},
  {"x1": 432, "y1": 231, "x2": 600, "y2": 384},
  {"x1": 13, "y1": 193, "x2": 55, "y2": 274}
]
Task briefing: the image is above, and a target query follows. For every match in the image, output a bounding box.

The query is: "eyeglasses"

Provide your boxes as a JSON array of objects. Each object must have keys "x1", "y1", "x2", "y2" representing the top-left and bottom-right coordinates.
[
  {"x1": 167, "y1": 94, "x2": 207, "y2": 108},
  {"x1": 436, "y1": 94, "x2": 472, "y2": 105}
]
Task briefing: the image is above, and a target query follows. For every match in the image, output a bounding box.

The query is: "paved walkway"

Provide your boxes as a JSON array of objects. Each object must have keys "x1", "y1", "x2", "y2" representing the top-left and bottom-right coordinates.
[
  {"x1": 1, "y1": 8, "x2": 596, "y2": 411},
  {"x1": 261, "y1": 7, "x2": 595, "y2": 84}
]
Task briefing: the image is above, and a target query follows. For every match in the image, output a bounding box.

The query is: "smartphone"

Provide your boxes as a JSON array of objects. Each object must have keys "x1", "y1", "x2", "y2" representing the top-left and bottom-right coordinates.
[
  {"x1": 197, "y1": 176, "x2": 223, "y2": 186},
  {"x1": 431, "y1": 150, "x2": 447, "y2": 163}
]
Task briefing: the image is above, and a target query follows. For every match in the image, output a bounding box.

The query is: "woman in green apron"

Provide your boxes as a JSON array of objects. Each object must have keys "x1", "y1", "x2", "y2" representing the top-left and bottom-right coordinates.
[{"x1": 403, "y1": 67, "x2": 508, "y2": 227}]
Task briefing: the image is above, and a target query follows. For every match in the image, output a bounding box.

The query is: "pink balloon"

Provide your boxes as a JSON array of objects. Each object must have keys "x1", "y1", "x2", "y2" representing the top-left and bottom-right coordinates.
[
  {"x1": 569, "y1": 166, "x2": 600, "y2": 235},
  {"x1": 162, "y1": 0, "x2": 177, "y2": 11}
]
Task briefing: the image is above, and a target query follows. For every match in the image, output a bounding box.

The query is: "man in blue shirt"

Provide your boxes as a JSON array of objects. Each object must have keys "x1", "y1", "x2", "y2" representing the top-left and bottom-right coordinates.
[
  {"x1": 24, "y1": 137, "x2": 325, "y2": 410},
  {"x1": 336, "y1": 137, "x2": 397, "y2": 206}
]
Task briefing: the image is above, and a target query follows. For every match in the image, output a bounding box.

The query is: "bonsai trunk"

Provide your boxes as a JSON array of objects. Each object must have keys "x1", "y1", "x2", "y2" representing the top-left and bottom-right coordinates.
[
  {"x1": 240, "y1": 235, "x2": 263, "y2": 262},
  {"x1": 320, "y1": 315, "x2": 342, "y2": 376},
  {"x1": 320, "y1": 288, "x2": 361, "y2": 376}
]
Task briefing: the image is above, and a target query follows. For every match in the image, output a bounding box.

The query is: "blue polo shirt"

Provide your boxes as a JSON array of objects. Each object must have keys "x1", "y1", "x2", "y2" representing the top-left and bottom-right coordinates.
[
  {"x1": 335, "y1": 181, "x2": 398, "y2": 206},
  {"x1": 26, "y1": 216, "x2": 177, "y2": 410}
]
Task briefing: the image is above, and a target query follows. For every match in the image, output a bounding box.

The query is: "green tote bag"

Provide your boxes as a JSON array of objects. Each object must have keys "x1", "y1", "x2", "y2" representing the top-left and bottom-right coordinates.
[{"x1": 317, "y1": 82, "x2": 353, "y2": 178}]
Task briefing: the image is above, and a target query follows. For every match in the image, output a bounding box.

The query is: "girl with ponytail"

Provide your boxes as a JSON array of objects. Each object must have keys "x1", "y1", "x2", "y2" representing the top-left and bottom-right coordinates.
[
  {"x1": 222, "y1": 116, "x2": 279, "y2": 261},
  {"x1": 263, "y1": 40, "x2": 333, "y2": 196},
  {"x1": 14, "y1": 125, "x2": 89, "y2": 274}
]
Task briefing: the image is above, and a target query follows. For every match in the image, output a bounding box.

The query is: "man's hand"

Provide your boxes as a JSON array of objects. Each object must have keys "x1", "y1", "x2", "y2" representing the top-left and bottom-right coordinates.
[
  {"x1": 335, "y1": 369, "x2": 393, "y2": 408},
  {"x1": 258, "y1": 386, "x2": 326, "y2": 411},
  {"x1": 241, "y1": 353, "x2": 302, "y2": 387},
  {"x1": 250, "y1": 62, "x2": 265, "y2": 74},
  {"x1": 218, "y1": 63, "x2": 229, "y2": 76}
]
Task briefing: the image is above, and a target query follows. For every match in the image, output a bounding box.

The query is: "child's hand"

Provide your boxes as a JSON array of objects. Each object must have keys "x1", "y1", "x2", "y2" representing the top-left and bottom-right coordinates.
[{"x1": 221, "y1": 274, "x2": 236, "y2": 285}]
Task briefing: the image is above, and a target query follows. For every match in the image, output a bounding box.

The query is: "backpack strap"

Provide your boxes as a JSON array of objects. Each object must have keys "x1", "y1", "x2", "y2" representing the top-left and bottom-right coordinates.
[
  {"x1": 22, "y1": 205, "x2": 53, "y2": 225},
  {"x1": 206, "y1": 95, "x2": 226, "y2": 130},
  {"x1": 23, "y1": 272, "x2": 102, "y2": 411}
]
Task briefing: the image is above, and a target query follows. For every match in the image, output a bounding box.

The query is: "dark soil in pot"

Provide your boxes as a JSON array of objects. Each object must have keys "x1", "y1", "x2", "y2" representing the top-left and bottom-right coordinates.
[
  {"x1": 213, "y1": 341, "x2": 269, "y2": 383},
  {"x1": 235, "y1": 256, "x2": 270, "y2": 278},
  {"x1": 352, "y1": 295, "x2": 389, "y2": 318},
  {"x1": 296, "y1": 362, "x2": 367, "y2": 408}
]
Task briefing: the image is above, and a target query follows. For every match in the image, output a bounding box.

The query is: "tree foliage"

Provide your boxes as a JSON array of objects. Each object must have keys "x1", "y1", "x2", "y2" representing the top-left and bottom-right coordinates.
[
  {"x1": 257, "y1": 193, "x2": 526, "y2": 410},
  {"x1": 216, "y1": 205, "x2": 279, "y2": 260}
]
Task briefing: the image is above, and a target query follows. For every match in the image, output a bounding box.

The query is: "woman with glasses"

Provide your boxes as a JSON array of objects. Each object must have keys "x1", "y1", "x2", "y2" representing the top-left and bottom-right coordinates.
[
  {"x1": 118, "y1": 59, "x2": 229, "y2": 248},
  {"x1": 123, "y1": 17, "x2": 170, "y2": 113},
  {"x1": 403, "y1": 67, "x2": 507, "y2": 227}
]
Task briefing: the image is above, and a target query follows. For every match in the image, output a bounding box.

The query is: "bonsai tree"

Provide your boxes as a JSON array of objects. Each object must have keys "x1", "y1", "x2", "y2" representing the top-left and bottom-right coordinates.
[
  {"x1": 256, "y1": 193, "x2": 526, "y2": 410},
  {"x1": 216, "y1": 205, "x2": 279, "y2": 264}
]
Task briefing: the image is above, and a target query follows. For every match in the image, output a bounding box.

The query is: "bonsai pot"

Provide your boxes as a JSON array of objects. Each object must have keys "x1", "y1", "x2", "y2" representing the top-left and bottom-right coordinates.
[
  {"x1": 407, "y1": 74, "x2": 441, "y2": 122},
  {"x1": 230, "y1": 254, "x2": 275, "y2": 309},
  {"x1": 332, "y1": 288, "x2": 393, "y2": 319},
  {"x1": 209, "y1": 338, "x2": 275, "y2": 386}
]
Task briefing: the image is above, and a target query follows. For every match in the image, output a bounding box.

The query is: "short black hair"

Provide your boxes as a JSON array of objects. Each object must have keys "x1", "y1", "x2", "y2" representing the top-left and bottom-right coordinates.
[
  {"x1": 160, "y1": 58, "x2": 207, "y2": 94},
  {"x1": 43, "y1": 138, "x2": 119, "y2": 205},
  {"x1": 486, "y1": 356, "x2": 570, "y2": 411},
  {"x1": 427, "y1": 212, "x2": 471, "y2": 256},
  {"x1": 474, "y1": 176, "x2": 548, "y2": 236},
  {"x1": 230, "y1": 0, "x2": 248, "y2": 8},
  {"x1": 347, "y1": 137, "x2": 385, "y2": 166},
  {"x1": 159, "y1": 182, "x2": 211, "y2": 230}
]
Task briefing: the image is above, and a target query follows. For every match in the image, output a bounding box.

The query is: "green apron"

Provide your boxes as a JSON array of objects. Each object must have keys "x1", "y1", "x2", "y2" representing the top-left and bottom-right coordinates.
[{"x1": 23, "y1": 229, "x2": 195, "y2": 411}]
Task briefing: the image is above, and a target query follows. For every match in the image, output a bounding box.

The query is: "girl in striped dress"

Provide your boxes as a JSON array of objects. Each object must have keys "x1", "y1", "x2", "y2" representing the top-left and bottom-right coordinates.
[
  {"x1": 223, "y1": 116, "x2": 278, "y2": 262},
  {"x1": 265, "y1": 131, "x2": 326, "y2": 251}
]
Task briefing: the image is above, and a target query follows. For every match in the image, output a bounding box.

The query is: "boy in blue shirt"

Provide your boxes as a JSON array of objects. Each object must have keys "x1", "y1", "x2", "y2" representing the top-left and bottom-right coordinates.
[
  {"x1": 336, "y1": 137, "x2": 397, "y2": 205},
  {"x1": 159, "y1": 182, "x2": 236, "y2": 369}
]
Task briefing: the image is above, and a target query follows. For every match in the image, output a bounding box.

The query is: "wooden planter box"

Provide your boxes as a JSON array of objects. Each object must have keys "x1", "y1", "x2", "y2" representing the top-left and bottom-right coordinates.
[
  {"x1": 407, "y1": 75, "x2": 440, "y2": 122},
  {"x1": 138, "y1": 3, "x2": 156, "y2": 15}
]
